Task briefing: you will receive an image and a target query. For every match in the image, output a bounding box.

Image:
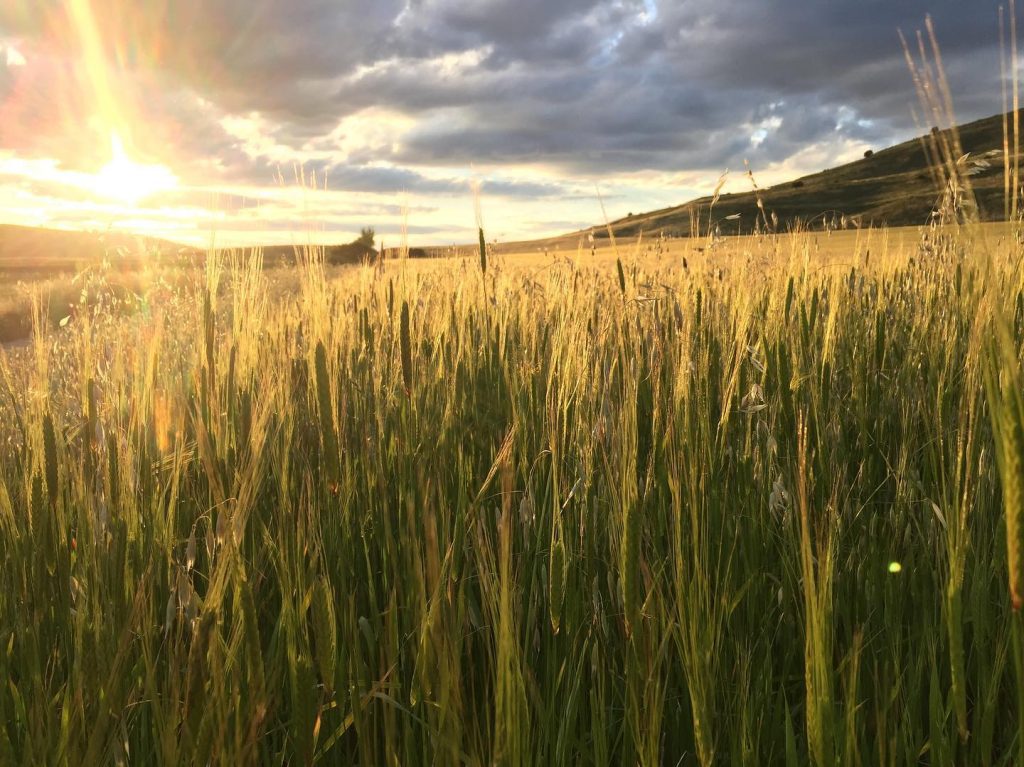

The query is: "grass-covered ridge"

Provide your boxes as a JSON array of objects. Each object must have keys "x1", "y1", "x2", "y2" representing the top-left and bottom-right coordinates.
[
  {"x1": 0, "y1": 223, "x2": 1021, "y2": 764},
  {"x1": 495, "y1": 109, "x2": 1023, "y2": 255}
]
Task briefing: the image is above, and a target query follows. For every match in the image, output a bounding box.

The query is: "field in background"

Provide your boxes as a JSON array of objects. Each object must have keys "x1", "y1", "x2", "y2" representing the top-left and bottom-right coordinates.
[
  {"x1": 1, "y1": 220, "x2": 1024, "y2": 763},
  {"x1": 2, "y1": 222, "x2": 1013, "y2": 345},
  {"x1": 0, "y1": 224, "x2": 376, "y2": 344}
]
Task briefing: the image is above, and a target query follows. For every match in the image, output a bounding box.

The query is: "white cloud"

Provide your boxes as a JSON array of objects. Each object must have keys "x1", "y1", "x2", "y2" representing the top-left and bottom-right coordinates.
[{"x1": 0, "y1": 0, "x2": 1005, "y2": 245}]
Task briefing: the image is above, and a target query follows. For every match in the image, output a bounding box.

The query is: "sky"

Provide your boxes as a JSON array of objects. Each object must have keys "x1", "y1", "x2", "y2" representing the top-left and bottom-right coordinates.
[{"x1": 0, "y1": 0, "x2": 1013, "y2": 247}]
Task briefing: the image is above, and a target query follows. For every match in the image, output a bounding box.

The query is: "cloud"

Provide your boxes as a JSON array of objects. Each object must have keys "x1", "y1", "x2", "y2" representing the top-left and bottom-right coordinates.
[{"x1": 0, "y1": 0, "x2": 1012, "y2": 243}]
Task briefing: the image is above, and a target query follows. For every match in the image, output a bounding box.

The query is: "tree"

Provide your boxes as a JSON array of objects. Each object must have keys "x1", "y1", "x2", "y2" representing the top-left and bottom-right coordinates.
[{"x1": 357, "y1": 227, "x2": 375, "y2": 248}]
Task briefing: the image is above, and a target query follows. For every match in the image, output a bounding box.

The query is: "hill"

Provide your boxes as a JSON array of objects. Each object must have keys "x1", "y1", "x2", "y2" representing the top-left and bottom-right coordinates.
[
  {"x1": 0, "y1": 224, "x2": 191, "y2": 275},
  {"x1": 500, "y1": 109, "x2": 1016, "y2": 251},
  {"x1": 0, "y1": 224, "x2": 380, "y2": 276}
]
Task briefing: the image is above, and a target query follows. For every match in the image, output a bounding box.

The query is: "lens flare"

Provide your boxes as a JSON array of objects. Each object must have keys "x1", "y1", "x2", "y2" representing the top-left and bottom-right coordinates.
[
  {"x1": 61, "y1": 1, "x2": 179, "y2": 204},
  {"x1": 92, "y1": 133, "x2": 177, "y2": 203}
]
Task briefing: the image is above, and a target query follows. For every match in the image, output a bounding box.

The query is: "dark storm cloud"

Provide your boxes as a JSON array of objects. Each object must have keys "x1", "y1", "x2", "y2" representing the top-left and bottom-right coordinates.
[
  {"x1": 0, "y1": 0, "x2": 1010, "y2": 186},
  {"x1": 379, "y1": 0, "x2": 1007, "y2": 172},
  {"x1": 626, "y1": 1, "x2": 1005, "y2": 126},
  {"x1": 317, "y1": 163, "x2": 576, "y2": 200},
  {"x1": 392, "y1": 0, "x2": 641, "y2": 66}
]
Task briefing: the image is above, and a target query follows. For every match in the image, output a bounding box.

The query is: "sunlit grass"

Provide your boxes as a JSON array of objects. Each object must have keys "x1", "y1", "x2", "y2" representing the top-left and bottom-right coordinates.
[{"x1": 0, "y1": 218, "x2": 1021, "y2": 763}]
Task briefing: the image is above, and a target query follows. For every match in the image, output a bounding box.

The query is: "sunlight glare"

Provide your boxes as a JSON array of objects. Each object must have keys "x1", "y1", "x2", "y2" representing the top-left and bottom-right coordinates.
[
  {"x1": 4, "y1": 45, "x2": 26, "y2": 67},
  {"x1": 92, "y1": 133, "x2": 178, "y2": 204}
]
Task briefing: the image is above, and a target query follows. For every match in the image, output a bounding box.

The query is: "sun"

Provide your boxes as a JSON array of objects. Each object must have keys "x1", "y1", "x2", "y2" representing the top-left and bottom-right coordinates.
[{"x1": 92, "y1": 133, "x2": 178, "y2": 204}]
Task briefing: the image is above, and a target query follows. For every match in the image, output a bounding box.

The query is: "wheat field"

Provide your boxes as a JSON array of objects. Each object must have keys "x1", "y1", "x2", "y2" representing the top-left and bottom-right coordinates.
[{"x1": 0, "y1": 218, "x2": 1021, "y2": 764}]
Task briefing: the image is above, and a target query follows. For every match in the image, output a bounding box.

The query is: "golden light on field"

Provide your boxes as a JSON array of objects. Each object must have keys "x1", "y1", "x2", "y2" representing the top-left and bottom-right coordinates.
[{"x1": 91, "y1": 133, "x2": 178, "y2": 204}]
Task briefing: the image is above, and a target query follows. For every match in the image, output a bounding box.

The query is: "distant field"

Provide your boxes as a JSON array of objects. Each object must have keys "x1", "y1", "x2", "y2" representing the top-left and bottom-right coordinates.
[
  {"x1": 2, "y1": 218, "x2": 1024, "y2": 763},
  {"x1": 0, "y1": 242, "x2": 369, "y2": 345},
  {"x1": 495, "y1": 220, "x2": 1016, "y2": 262},
  {"x1": 0, "y1": 219, "x2": 1012, "y2": 345}
]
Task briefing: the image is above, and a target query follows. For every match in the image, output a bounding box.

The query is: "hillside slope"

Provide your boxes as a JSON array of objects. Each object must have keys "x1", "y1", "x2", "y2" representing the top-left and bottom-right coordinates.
[
  {"x1": 0, "y1": 224, "x2": 380, "y2": 275},
  {"x1": 503, "y1": 109, "x2": 1016, "y2": 251},
  {"x1": 0, "y1": 225, "x2": 187, "y2": 274}
]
